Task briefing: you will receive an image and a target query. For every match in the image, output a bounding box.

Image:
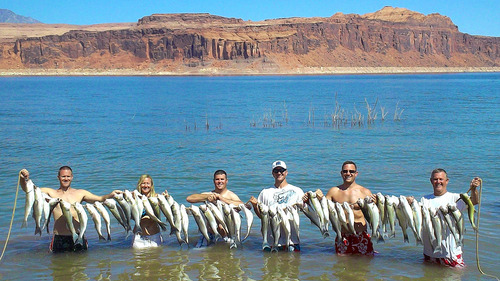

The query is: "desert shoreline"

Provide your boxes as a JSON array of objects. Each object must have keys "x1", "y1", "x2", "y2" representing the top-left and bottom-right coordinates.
[{"x1": 1, "y1": 66, "x2": 499, "y2": 76}]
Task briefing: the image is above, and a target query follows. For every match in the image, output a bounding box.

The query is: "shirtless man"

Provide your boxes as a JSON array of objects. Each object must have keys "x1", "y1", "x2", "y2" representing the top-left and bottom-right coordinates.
[
  {"x1": 19, "y1": 166, "x2": 120, "y2": 253},
  {"x1": 321, "y1": 161, "x2": 376, "y2": 255},
  {"x1": 186, "y1": 170, "x2": 242, "y2": 205},
  {"x1": 186, "y1": 169, "x2": 243, "y2": 247}
]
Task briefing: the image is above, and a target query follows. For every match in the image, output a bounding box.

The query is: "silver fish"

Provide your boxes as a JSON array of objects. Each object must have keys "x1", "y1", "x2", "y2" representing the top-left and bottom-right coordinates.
[
  {"x1": 429, "y1": 206, "x2": 443, "y2": 253},
  {"x1": 32, "y1": 185, "x2": 44, "y2": 235},
  {"x1": 448, "y1": 203, "x2": 464, "y2": 246},
  {"x1": 207, "y1": 202, "x2": 229, "y2": 235},
  {"x1": 180, "y1": 204, "x2": 190, "y2": 244},
  {"x1": 231, "y1": 205, "x2": 242, "y2": 245},
  {"x1": 148, "y1": 197, "x2": 161, "y2": 218},
  {"x1": 60, "y1": 200, "x2": 78, "y2": 242},
  {"x1": 376, "y1": 193, "x2": 387, "y2": 235},
  {"x1": 411, "y1": 199, "x2": 423, "y2": 245},
  {"x1": 300, "y1": 203, "x2": 322, "y2": 232},
  {"x1": 342, "y1": 202, "x2": 357, "y2": 235},
  {"x1": 335, "y1": 202, "x2": 349, "y2": 234},
  {"x1": 94, "y1": 201, "x2": 112, "y2": 241},
  {"x1": 41, "y1": 196, "x2": 60, "y2": 234},
  {"x1": 258, "y1": 203, "x2": 270, "y2": 250},
  {"x1": 287, "y1": 205, "x2": 300, "y2": 241},
  {"x1": 439, "y1": 205, "x2": 461, "y2": 246},
  {"x1": 200, "y1": 204, "x2": 222, "y2": 241},
  {"x1": 395, "y1": 199, "x2": 409, "y2": 243},
  {"x1": 239, "y1": 203, "x2": 254, "y2": 241},
  {"x1": 85, "y1": 203, "x2": 106, "y2": 241},
  {"x1": 384, "y1": 195, "x2": 397, "y2": 238},
  {"x1": 22, "y1": 179, "x2": 35, "y2": 228},
  {"x1": 365, "y1": 197, "x2": 383, "y2": 243},
  {"x1": 308, "y1": 191, "x2": 327, "y2": 235},
  {"x1": 421, "y1": 202, "x2": 438, "y2": 254},
  {"x1": 113, "y1": 193, "x2": 132, "y2": 233},
  {"x1": 277, "y1": 207, "x2": 291, "y2": 248},
  {"x1": 268, "y1": 205, "x2": 281, "y2": 251},
  {"x1": 399, "y1": 195, "x2": 418, "y2": 243},
  {"x1": 326, "y1": 200, "x2": 342, "y2": 241},
  {"x1": 103, "y1": 198, "x2": 128, "y2": 232},
  {"x1": 222, "y1": 203, "x2": 235, "y2": 239},
  {"x1": 123, "y1": 190, "x2": 141, "y2": 233},
  {"x1": 73, "y1": 202, "x2": 88, "y2": 244},
  {"x1": 157, "y1": 194, "x2": 178, "y2": 233},
  {"x1": 188, "y1": 205, "x2": 211, "y2": 243},
  {"x1": 141, "y1": 196, "x2": 168, "y2": 231},
  {"x1": 171, "y1": 201, "x2": 186, "y2": 245},
  {"x1": 320, "y1": 196, "x2": 330, "y2": 234}
]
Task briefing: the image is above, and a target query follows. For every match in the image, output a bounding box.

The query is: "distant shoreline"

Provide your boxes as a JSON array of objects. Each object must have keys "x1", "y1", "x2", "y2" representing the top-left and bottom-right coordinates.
[{"x1": 1, "y1": 67, "x2": 499, "y2": 76}]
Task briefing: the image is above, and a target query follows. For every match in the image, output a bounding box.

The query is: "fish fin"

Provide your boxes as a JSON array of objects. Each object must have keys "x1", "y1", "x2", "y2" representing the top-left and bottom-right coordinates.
[
  {"x1": 377, "y1": 234, "x2": 385, "y2": 243},
  {"x1": 403, "y1": 234, "x2": 409, "y2": 243}
]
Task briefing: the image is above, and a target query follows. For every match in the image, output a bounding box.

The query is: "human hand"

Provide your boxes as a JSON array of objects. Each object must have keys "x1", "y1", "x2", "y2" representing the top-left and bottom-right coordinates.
[
  {"x1": 470, "y1": 177, "x2": 482, "y2": 189},
  {"x1": 248, "y1": 196, "x2": 258, "y2": 205},
  {"x1": 162, "y1": 190, "x2": 169, "y2": 196},
  {"x1": 315, "y1": 189, "x2": 324, "y2": 200},
  {"x1": 20, "y1": 169, "x2": 30, "y2": 180}
]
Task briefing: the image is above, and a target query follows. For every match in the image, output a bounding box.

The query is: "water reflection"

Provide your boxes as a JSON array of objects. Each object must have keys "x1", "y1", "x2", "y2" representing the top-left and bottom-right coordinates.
[
  {"x1": 188, "y1": 244, "x2": 245, "y2": 280},
  {"x1": 261, "y1": 252, "x2": 301, "y2": 280},
  {"x1": 331, "y1": 255, "x2": 372, "y2": 280},
  {"x1": 49, "y1": 252, "x2": 90, "y2": 280}
]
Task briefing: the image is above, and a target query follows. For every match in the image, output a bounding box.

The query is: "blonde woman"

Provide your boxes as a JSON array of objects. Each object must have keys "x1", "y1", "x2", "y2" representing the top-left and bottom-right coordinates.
[{"x1": 133, "y1": 174, "x2": 168, "y2": 249}]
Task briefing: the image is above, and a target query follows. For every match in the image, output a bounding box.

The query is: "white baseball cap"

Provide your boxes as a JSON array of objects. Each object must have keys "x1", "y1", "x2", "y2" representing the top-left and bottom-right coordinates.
[{"x1": 272, "y1": 160, "x2": 287, "y2": 170}]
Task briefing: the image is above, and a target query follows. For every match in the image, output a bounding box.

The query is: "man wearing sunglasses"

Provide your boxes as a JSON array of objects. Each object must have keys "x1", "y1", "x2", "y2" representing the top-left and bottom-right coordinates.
[
  {"x1": 249, "y1": 160, "x2": 305, "y2": 252},
  {"x1": 320, "y1": 160, "x2": 376, "y2": 255}
]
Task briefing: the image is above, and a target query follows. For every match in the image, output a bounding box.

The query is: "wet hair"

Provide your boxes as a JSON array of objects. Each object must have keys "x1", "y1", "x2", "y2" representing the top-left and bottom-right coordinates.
[
  {"x1": 136, "y1": 174, "x2": 156, "y2": 197},
  {"x1": 213, "y1": 170, "x2": 227, "y2": 179},
  {"x1": 341, "y1": 161, "x2": 357, "y2": 171},
  {"x1": 430, "y1": 168, "x2": 448, "y2": 179},
  {"x1": 58, "y1": 166, "x2": 73, "y2": 176}
]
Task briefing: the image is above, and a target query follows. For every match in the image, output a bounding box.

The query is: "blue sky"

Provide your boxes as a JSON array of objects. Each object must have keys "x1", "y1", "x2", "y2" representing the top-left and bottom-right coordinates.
[{"x1": 1, "y1": 0, "x2": 499, "y2": 37}]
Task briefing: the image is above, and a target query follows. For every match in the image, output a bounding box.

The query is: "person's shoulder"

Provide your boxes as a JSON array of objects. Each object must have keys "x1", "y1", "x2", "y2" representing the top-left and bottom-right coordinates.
[{"x1": 358, "y1": 185, "x2": 372, "y2": 195}]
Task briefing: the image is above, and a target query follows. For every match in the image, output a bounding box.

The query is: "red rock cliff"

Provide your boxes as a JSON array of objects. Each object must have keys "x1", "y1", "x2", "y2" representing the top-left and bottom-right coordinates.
[{"x1": 1, "y1": 7, "x2": 499, "y2": 71}]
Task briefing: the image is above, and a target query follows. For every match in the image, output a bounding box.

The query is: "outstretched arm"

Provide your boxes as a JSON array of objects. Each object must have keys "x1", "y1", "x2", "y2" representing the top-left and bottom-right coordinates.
[
  {"x1": 186, "y1": 193, "x2": 212, "y2": 203},
  {"x1": 82, "y1": 189, "x2": 121, "y2": 204}
]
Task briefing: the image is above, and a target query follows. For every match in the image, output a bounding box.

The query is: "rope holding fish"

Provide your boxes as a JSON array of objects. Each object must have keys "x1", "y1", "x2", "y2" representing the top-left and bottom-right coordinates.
[
  {"x1": 472, "y1": 179, "x2": 500, "y2": 281},
  {"x1": 0, "y1": 172, "x2": 21, "y2": 263}
]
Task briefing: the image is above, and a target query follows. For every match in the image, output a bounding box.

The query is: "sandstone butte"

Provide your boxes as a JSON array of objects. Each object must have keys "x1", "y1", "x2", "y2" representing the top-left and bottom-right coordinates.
[{"x1": 0, "y1": 6, "x2": 499, "y2": 75}]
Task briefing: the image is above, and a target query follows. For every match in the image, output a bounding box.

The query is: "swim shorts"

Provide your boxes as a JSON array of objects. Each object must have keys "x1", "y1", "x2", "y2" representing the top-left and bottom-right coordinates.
[
  {"x1": 335, "y1": 231, "x2": 374, "y2": 255},
  {"x1": 50, "y1": 235, "x2": 88, "y2": 253},
  {"x1": 424, "y1": 254, "x2": 465, "y2": 267},
  {"x1": 132, "y1": 233, "x2": 163, "y2": 249}
]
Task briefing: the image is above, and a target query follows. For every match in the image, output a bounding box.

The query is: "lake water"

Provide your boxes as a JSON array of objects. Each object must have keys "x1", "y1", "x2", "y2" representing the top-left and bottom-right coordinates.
[{"x1": 0, "y1": 74, "x2": 498, "y2": 280}]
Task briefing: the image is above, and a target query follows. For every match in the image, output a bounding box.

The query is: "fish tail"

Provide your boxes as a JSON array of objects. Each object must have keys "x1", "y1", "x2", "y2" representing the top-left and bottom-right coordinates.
[
  {"x1": 403, "y1": 234, "x2": 409, "y2": 243},
  {"x1": 21, "y1": 220, "x2": 27, "y2": 228},
  {"x1": 159, "y1": 223, "x2": 167, "y2": 232},
  {"x1": 107, "y1": 234, "x2": 111, "y2": 241},
  {"x1": 35, "y1": 227, "x2": 41, "y2": 236},
  {"x1": 322, "y1": 231, "x2": 330, "y2": 238},
  {"x1": 377, "y1": 233, "x2": 385, "y2": 243},
  {"x1": 99, "y1": 234, "x2": 106, "y2": 241}
]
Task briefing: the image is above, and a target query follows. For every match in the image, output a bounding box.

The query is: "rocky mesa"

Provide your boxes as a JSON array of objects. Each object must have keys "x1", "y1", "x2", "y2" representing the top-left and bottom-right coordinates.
[{"x1": 0, "y1": 7, "x2": 499, "y2": 74}]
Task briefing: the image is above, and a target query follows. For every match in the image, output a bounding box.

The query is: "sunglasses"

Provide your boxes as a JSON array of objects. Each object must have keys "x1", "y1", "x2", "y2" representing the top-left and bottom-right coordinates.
[
  {"x1": 273, "y1": 168, "x2": 287, "y2": 174},
  {"x1": 342, "y1": 170, "x2": 357, "y2": 174}
]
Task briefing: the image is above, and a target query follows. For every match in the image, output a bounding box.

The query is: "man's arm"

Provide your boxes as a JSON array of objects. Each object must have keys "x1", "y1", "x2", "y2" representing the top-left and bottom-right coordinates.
[
  {"x1": 82, "y1": 189, "x2": 120, "y2": 204},
  {"x1": 186, "y1": 192, "x2": 212, "y2": 203},
  {"x1": 217, "y1": 191, "x2": 243, "y2": 205}
]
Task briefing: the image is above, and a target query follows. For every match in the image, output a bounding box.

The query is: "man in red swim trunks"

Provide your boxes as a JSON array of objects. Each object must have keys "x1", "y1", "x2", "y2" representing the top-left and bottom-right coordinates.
[{"x1": 318, "y1": 161, "x2": 376, "y2": 255}]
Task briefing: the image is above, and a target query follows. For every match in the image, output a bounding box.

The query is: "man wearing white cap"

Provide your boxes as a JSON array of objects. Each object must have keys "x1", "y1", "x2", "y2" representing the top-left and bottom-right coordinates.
[{"x1": 249, "y1": 160, "x2": 305, "y2": 252}]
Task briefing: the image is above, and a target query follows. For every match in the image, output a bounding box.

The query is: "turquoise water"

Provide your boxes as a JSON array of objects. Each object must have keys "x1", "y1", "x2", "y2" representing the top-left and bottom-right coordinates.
[{"x1": 0, "y1": 74, "x2": 498, "y2": 280}]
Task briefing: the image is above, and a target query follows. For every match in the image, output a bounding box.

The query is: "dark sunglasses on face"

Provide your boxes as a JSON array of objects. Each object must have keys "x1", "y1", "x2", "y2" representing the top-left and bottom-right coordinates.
[
  {"x1": 273, "y1": 168, "x2": 287, "y2": 174},
  {"x1": 342, "y1": 170, "x2": 357, "y2": 174}
]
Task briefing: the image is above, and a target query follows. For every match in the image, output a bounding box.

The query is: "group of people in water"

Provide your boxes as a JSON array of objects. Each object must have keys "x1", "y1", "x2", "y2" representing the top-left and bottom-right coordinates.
[{"x1": 19, "y1": 160, "x2": 480, "y2": 268}]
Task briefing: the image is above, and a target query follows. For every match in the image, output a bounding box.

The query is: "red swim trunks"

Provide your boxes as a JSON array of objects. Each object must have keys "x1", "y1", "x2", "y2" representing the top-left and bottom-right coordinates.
[
  {"x1": 424, "y1": 254, "x2": 465, "y2": 267},
  {"x1": 335, "y1": 231, "x2": 374, "y2": 255}
]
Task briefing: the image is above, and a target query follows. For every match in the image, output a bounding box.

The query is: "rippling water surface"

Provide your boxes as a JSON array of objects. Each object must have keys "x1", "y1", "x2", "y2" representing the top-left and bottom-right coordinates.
[{"x1": 0, "y1": 74, "x2": 498, "y2": 280}]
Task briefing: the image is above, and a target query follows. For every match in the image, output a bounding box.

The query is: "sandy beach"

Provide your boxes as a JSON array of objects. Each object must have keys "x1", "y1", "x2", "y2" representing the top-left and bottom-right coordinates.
[{"x1": 1, "y1": 67, "x2": 499, "y2": 76}]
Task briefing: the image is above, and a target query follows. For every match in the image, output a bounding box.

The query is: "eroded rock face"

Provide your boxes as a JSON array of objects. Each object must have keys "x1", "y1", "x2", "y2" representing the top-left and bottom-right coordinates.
[{"x1": 1, "y1": 7, "x2": 499, "y2": 70}]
